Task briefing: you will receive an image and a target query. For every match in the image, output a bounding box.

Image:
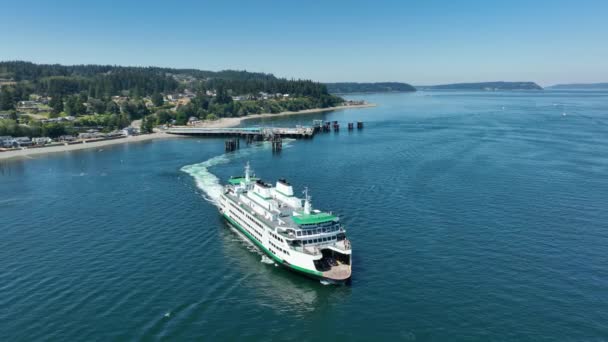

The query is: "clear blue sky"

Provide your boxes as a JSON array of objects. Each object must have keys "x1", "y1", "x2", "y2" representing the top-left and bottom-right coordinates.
[{"x1": 1, "y1": 0, "x2": 607, "y2": 85}]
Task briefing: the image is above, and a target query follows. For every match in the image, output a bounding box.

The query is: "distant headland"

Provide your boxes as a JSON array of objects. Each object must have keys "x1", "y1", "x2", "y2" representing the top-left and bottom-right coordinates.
[
  {"x1": 325, "y1": 82, "x2": 416, "y2": 94},
  {"x1": 417, "y1": 81, "x2": 543, "y2": 91},
  {"x1": 546, "y1": 83, "x2": 608, "y2": 89},
  {"x1": 325, "y1": 81, "x2": 545, "y2": 94}
]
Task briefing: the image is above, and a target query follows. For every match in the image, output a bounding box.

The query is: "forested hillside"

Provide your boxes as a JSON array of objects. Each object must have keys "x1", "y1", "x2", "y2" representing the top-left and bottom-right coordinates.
[{"x1": 0, "y1": 61, "x2": 343, "y2": 137}]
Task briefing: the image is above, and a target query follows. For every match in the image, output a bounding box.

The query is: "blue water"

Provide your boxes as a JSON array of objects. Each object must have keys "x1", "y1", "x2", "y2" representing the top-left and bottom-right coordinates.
[{"x1": 2, "y1": 90, "x2": 608, "y2": 340}]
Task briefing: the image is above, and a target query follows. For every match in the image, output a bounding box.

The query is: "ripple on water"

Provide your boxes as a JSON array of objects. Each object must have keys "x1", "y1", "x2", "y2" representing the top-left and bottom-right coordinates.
[{"x1": 2, "y1": 92, "x2": 608, "y2": 340}]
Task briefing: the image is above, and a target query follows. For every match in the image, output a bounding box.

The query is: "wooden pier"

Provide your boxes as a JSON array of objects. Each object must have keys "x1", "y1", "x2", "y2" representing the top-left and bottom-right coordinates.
[{"x1": 166, "y1": 120, "x2": 364, "y2": 154}]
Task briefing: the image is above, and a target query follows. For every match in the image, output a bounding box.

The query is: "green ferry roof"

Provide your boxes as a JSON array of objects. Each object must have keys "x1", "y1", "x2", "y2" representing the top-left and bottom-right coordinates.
[
  {"x1": 292, "y1": 212, "x2": 337, "y2": 225},
  {"x1": 228, "y1": 177, "x2": 258, "y2": 185}
]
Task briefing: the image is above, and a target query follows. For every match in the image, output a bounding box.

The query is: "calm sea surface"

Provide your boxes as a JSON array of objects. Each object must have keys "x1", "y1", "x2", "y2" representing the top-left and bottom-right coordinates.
[{"x1": 2, "y1": 90, "x2": 608, "y2": 340}]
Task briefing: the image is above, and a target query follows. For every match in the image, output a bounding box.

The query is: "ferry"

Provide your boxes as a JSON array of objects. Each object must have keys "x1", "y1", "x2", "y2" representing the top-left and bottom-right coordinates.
[{"x1": 218, "y1": 163, "x2": 352, "y2": 283}]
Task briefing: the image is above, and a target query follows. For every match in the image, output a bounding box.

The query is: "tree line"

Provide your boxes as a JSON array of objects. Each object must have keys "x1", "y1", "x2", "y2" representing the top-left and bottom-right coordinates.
[{"x1": 0, "y1": 61, "x2": 338, "y2": 99}]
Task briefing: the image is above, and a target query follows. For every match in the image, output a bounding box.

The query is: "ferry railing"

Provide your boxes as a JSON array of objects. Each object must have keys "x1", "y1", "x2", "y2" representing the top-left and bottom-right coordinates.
[{"x1": 289, "y1": 245, "x2": 321, "y2": 256}]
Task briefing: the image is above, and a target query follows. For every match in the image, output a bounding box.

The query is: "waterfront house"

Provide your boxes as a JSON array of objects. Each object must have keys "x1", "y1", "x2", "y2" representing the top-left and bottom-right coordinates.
[
  {"x1": 187, "y1": 117, "x2": 202, "y2": 126},
  {"x1": 121, "y1": 127, "x2": 136, "y2": 136},
  {"x1": 78, "y1": 131, "x2": 106, "y2": 140},
  {"x1": 32, "y1": 137, "x2": 52, "y2": 145},
  {"x1": 14, "y1": 137, "x2": 33, "y2": 147},
  {"x1": 58, "y1": 135, "x2": 76, "y2": 142},
  {"x1": 0, "y1": 136, "x2": 14, "y2": 148},
  {"x1": 106, "y1": 130, "x2": 123, "y2": 137}
]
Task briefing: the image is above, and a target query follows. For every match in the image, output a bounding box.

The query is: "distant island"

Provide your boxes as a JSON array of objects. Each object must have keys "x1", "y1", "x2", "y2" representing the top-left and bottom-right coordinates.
[
  {"x1": 325, "y1": 82, "x2": 416, "y2": 94},
  {"x1": 418, "y1": 81, "x2": 543, "y2": 91},
  {"x1": 546, "y1": 83, "x2": 608, "y2": 89}
]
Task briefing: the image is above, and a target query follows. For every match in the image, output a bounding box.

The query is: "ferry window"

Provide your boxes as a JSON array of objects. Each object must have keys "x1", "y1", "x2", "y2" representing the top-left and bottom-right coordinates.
[
  {"x1": 297, "y1": 231, "x2": 301, "y2": 236},
  {"x1": 314, "y1": 239, "x2": 318, "y2": 243}
]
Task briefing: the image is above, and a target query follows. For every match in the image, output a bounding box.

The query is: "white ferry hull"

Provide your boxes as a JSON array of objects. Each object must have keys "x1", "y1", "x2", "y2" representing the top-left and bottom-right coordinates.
[{"x1": 219, "y1": 193, "x2": 351, "y2": 283}]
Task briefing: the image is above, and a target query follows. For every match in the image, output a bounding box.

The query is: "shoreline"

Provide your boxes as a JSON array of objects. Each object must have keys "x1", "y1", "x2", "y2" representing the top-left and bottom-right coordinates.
[
  {"x1": 0, "y1": 133, "x2": 174, "y2": 161},
  {"x1": 0, "y1": 103, "x2": 375, "y2": 161},
  {"x1": 188, "y1": 103, "x2": 376, "y2": 129}
]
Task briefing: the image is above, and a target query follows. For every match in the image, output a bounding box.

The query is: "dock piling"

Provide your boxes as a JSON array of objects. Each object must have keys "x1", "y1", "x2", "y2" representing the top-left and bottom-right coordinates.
[
  {"x1": 225, "y1": 138, "x2": 239, "y2": 152},
  {"x1": 271, "y1": 134, "x2": 282, "y2": 152}
]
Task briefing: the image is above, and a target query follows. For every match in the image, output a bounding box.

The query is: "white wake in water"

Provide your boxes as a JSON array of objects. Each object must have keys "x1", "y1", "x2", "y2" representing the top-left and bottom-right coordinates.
[
  {"x1": 180, "y1": 140, "x2": 294, "y2": 205},
  {"x1": 180, "y1": 153, "x2": 230, "y2": 204},
  {"x1": 260, "y1": 255, "x2": 275, "y2": 264}
]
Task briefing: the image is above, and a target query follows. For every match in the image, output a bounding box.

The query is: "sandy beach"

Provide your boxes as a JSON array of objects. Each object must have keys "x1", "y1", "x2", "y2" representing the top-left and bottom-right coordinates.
[
  {"x1": 192, "y1": 103, "x2": 376, "y2": 129},
  {"x1": 0, "y1": 103, "x2": 374, "y2": 161}
]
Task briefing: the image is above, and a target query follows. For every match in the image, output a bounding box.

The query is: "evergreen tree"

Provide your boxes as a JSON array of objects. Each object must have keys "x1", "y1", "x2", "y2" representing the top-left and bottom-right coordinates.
[
  {"x1": 49, "y1": 95, "x2": 64, "y2": 115},
  {"x1": 141, "y1": 115, "x2": 155, "y2": 133},
  {"x1": 140, "y1": 116, "x2": 147, "y2": 133},
  {"x1": 106, "y1": 100, "x2": 120, "y2": 114},
  {"x1": 0, "y1": 86, "x2": 15, "y2": 110},
  {"x1": 8, "y1": 110, "x2": 18, "y2": 120},
  {"x1": 175, "y1": 111, "x2": 188, "y2": 125},
  {"x1": 155, "y1": 110, "x2": 172, "y2": 124},
  {"x1": 64, "y1": 95, "x2": 81, "y2": 116},
  {"x1": 215, "y1": 86, "x2": 232, "y2": 105},
  {"x1": 151, "y1": 93, "x2": 164, "y2": 107}
]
